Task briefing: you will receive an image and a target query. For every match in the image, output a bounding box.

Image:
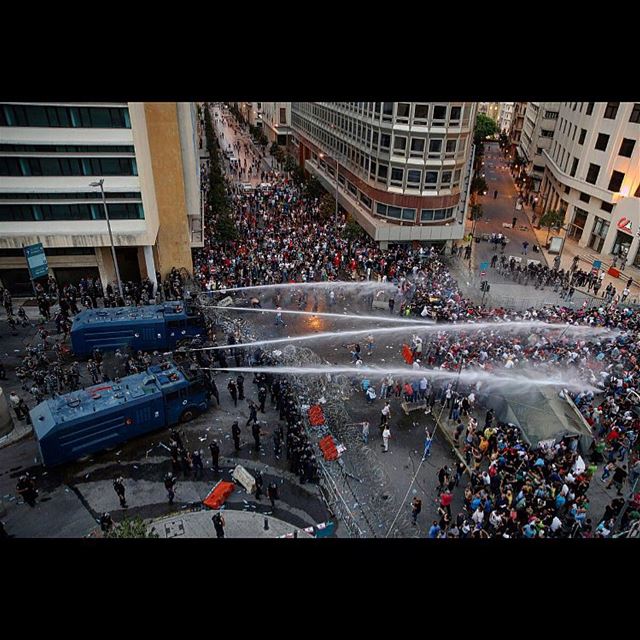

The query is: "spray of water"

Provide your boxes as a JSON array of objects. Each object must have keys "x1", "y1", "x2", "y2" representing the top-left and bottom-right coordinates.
[
  {"x1": 193, "y1": 323, "x2": 430, "y2": 351},
  {"x1": 205, "y1": 305, "x2": 614, "y2": 338},
  {"x1": 200, "y1": 280, "x2": 399, "y2": 295},
  {"x1": 205, "y1": 305, "x2": 435, "y2": 325},
  {"x1": 194, "y1": 318, "x2": 611, "y2": 352},
  {"x1": 206, "y1": 364, "x2": 595, "y2": 392}
]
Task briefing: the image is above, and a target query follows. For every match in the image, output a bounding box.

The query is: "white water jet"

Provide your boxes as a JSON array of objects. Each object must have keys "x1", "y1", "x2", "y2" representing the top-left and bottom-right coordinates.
[
  {"x1": 200, "y1": 280, "x2": 399, "y2": 295},
  {"x1": 206, "y1": 364, "x2": 596, "y2": 392},
  {"x1": 193, "y1": 323, "x2": 429, "y2": 351},
  {"x1": 206, "y1": 305, "x2": 614, "y2": 337},
  {"x1": 198, "y1": 314, "x2": 612, "y2": 351},
  {"x1": 206, "y1": 305, "x2": 435, "y2": 325}
]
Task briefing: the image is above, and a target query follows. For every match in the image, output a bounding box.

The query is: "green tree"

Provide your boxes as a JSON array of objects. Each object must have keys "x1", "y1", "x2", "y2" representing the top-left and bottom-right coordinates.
[
  {"x1": 283, "y1": 155, "x2": 297, "y2": 173},
  {"x1": 215, "y1": 209, "x2": 238, "y2": 242},
  {"x1": 474, "y1": 113, "x2": 499, "y2": 144},
  {"x1": 539, "y1": 209, "x2": 565, "y2": 242},
  {"x1": 292, "y1": 165, "x2": 307, "y2": 185},
  {"x1": 343, "y1": 215, "x2": 365, "y2": 241},
  {"x1": 273, "y1": 146, "x2": 285, "y2": 163},
  {"x1": 305, "y1": 176, "x2": 325, "y2": 199},
  {"x1": 471, "y1": 175, "x2": 488, "y2": 196},
  {"x1": 471, "y1": 203, "x2": 483, "y2": 220},
  {"x1": 318, "y1": 193, "x2": 336, "y2": 219},
  {"x1": 107, "y1": 517, "x2": 159, "y2": 539}
]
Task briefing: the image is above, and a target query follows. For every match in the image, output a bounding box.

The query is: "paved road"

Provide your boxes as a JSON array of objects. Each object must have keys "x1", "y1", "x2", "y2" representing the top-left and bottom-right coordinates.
[
  {"x1": 210, "y1": 104, "x2": 273, "y2": 186},
  {"x1": 456, "y1": 142, "x2": 589, "y2": 309}
]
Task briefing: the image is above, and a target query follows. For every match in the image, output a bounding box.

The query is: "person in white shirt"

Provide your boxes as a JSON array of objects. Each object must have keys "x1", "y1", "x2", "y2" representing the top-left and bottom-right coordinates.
[
  {"x1": 550, "y1": 516, "x2": 563, "y2": 535},
  {"x1": 366, "y1": 386, "x2": 377, "y2": 403},
  {"x1": 380, "y1": 402, "x2": 391, "y2": 428},
  {"x1": 472, "y1": 507, "x2": 484, "y2": 525},
  {"x1": 382, "y1": 426, "x2": 391, "y2": 452},
  {"x1": 361, "y1": 421, "x2": 370, "y2": 444}
]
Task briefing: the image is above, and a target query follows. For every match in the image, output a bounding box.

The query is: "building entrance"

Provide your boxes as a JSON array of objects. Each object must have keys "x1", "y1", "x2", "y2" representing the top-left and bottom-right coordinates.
[
  {"x1": 115, "y1": 247, "x2": 142, "y2": 283},
  {"x1": 612, "y1": 230, "x2": 632, "y2": 258}
]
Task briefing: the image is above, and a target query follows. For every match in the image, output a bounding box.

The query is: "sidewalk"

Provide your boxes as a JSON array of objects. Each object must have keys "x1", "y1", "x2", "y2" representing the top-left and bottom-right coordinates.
[
  {"x1": 145, "y1": 508, "x2": 315, "y2": 539},
  {"x1": 461, "y1": 143, "x2": 640, "y2": 308},
  {"x1": 521, "y1": 203, "x2": 640, "y2": 305},
  {"x1": 212, "y1": 105, "x2": 277, "y2": 185},
  {"x1": 0, "y1": 418, "x2": 32, "y2": 449}
]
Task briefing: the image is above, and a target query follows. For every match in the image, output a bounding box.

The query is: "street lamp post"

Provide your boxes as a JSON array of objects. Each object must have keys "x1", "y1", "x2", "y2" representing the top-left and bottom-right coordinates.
[{"x1": 90, "y1": 179, "x2": 123, "y2": 300}]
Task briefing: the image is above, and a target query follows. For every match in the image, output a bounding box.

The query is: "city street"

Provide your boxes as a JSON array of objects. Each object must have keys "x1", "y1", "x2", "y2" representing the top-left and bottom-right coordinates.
[
  {"x1": 1, "y1": 101, "x2": 635, "y2": 540},
  {"x1": 455, "y1": 142, "x2": 590, "y2": 309}
]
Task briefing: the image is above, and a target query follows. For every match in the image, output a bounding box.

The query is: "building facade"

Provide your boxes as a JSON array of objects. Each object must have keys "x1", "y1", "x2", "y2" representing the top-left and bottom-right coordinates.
[
  {"x1": 518, "y1": 102, "x2": 560, "y2": 194},
  {"x1": 540, "y1": 101, "x2": 640, "y2": 263},
  {"x1": 0, "y1": 102, "x2": 200, "y2": 295},
  {"x1": 509, "y1": 102, "x2": 527, "y2": 147},
  {"x1": 498, "y1": 102, "x2": 514, "y2": 135},
  {"x1": 233, "y1": 102, "x2": 262, "y2": 128},
  {"x1": 290, "y1": 102, "x2": 476, "y2": 248},
  {"x1": 261, "y1": 102, "x2": 292, "y2": 146}
]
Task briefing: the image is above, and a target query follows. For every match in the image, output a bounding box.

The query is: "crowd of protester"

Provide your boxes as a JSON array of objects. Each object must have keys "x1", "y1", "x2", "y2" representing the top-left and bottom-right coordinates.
[
  {"x1": 191, "y1": 104, "x2": 639, "y2": 536},
  {"x1": 2, "y1": 102, "x2": 638, "y2": 536}
]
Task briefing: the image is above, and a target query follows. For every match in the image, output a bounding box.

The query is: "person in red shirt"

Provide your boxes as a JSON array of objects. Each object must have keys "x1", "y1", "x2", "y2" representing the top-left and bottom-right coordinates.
[
  {"x1": 440, "y1": 490, "x2": 453, "y2": 516},
  {"x1": 606, "y1": 427, "x2": 621, "y2": 444}
]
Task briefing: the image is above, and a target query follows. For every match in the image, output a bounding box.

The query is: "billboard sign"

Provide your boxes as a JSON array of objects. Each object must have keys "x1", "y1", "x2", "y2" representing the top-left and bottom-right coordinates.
[{"x1": 23, "y1": 243, "x2": 49, "y2": 280}]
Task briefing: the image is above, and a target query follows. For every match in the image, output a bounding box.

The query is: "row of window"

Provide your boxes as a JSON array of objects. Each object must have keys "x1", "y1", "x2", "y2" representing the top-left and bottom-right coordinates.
[
  {"x1": 375, "y1": 202, "x2": 457, "y2": 223},
  {"x1": 554, "y1": 176, "x2": 625, "y2": 216},
  {"x1": 0, "y1": 104, "x2": 131, "y2": 128},
  {"x1": 0, "y1": 203, "x2": 144, "y2": 222},
  {"x1": 565, "y1": 102, "x2": 640, "y2": 123},
  {"x1": 0, "y1": 156, "x2": 138, "y2": 177},
  {"x1": 296, "y1": 102, "x2": 468, "y2": 128},
  {"x1": 0, "y1": 191, "x2": 142, "y2": 200},
  {"x1": 552, "y1": 136, "x2": 635, "y2": 192},
  {"x1": 592, "y1": 134, "x2": 636, "y2": 156},
  {"x1": 294, "y1": 111, "x2": 467, "y2": 163},
  {"x1": 318, "y1": 155, "x2": 461, "y2": 192},
  {"x1": 558, "y1": 107, "x2": 640, "y2": 148},
  {"x1": 0, "y1": 144, "x2": 135, "y2": 153}
]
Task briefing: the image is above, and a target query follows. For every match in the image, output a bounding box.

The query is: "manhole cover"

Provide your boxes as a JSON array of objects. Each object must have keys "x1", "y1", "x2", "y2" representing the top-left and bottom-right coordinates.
[{"x1": 164, "y1": 519, "x2": 186, "y2": 538}]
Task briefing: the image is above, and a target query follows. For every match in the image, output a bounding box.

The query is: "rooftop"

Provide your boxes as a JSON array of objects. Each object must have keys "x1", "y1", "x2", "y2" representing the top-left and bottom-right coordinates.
[
  {"x1": 71, "y1": 301, "x2": 189, "y2": 328},
  {"x1": 32, "y1": 362, "x2": 188, "y2": 435}
]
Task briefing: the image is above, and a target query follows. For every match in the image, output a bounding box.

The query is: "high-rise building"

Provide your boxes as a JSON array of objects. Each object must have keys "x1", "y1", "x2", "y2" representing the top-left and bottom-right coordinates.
[
  {"x1": 498, "y1": 103, "x2": 514, "y2": 134},
  {"x1": 261, "y1": 102, "x2": 292, "y2": 146},
  {"x1": 478, "y1": 102, "x2": 500, "y2": 123},
  {"x1": 518, "y1": 102, "x2": 560, "y2": 194},
  {"x1": 0, "y1": 102, "x2": 201, "y2": 295},
  {"x1": 509, "y1": 102, "x2": 527, "y2": 147},
  {"x1": 479, "y1": 102, "x2": 513, "y2": 134},
  {"x1": 232, "y1": 102, "x2": 262, "y2": 128},
  {"x1": 290, "y1": 102, "x2": 476, "y2": 248},
  {"x1": 540, "y1": 101, "x2": 640, "y2": 263}
]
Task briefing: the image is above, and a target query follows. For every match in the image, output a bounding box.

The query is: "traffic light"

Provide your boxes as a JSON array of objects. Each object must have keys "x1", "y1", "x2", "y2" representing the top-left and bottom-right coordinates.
[{"x1": 480, "y1": 280, "x2": 490, "y2": 292}]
